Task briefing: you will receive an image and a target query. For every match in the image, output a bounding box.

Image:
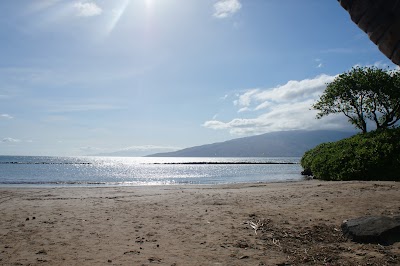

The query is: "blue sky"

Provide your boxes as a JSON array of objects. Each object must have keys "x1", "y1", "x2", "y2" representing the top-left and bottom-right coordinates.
[{"x1": 0, "y1": 0, "x2": 397, "y2": 156}]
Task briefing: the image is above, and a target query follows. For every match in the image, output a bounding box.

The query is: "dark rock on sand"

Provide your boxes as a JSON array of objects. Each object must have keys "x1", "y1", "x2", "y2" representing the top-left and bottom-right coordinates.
[{"x1": 341, "y1": 216, "x2": 400, "y2": 245}]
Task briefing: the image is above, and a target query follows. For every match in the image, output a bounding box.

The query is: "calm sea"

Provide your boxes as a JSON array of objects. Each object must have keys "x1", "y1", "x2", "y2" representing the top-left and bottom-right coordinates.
[{"x1": 0, "y1": 156, "x2": 304, "y2": 187}]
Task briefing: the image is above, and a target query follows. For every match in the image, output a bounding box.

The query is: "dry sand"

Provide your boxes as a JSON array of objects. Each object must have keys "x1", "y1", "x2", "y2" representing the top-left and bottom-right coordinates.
[{"x1": 0, "y1": 180, "x2": 399, "y2": 265}]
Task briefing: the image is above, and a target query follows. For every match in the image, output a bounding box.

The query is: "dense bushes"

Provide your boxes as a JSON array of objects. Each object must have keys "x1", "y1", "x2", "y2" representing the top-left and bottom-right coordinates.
[{"x1": 301, "y1": 128, "x2": 400, "y2": 181}]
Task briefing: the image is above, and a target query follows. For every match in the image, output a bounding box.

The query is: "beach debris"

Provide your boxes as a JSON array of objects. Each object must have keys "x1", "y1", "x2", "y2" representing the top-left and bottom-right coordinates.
[
  {"x1": 240, "y1": 219, "x2": 367, "y2": 264},
  {"x1": 272, "y1": 238, "x2": 281, "y2": 248},
  {"x1": 246, "y1": 220, "x2": 264, "y2": 235},
  {"x1": 341, "y1": 216, "x2": 400, "y2": 245}
]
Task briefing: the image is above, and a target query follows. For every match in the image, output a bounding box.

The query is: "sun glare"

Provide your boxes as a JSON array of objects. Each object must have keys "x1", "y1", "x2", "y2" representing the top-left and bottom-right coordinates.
[
  {"x1": 101, "y1": 0, "x2": 177, "y2": 38},
  {"x1": 105, "y1": 0, "x2": 130, "y2": 36},
  {"x1": 145, "y1": 0, "x2": 154, "y2": 9}
]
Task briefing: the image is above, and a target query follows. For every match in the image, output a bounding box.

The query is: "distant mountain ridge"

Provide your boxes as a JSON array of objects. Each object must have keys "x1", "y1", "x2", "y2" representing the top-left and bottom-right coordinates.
[{"x1": 148, "y1": 130, "x2": 356, "y2": 157}]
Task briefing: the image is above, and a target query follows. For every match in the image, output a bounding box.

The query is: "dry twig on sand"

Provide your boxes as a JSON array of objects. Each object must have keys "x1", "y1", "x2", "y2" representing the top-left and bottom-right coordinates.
[{"x1": 245, "y1": 220, "x2": 264, "y2": 235}]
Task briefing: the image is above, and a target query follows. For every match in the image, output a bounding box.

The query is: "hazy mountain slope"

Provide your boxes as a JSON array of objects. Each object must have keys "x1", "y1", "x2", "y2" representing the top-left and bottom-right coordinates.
[{"x1": 148, "y1": 130, "x2": 356, "y2": 157}]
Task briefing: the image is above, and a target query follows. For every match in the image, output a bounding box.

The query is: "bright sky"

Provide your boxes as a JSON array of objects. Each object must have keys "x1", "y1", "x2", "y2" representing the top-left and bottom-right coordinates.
[{"x1": 0, "y1": 0, "x2": 397, "y2": 156}]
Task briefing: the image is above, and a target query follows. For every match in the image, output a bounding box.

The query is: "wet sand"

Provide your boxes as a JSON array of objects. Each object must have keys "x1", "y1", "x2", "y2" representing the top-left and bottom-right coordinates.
[{"x1": 0, "y1": 180, "x2": 399, "y2": 265}]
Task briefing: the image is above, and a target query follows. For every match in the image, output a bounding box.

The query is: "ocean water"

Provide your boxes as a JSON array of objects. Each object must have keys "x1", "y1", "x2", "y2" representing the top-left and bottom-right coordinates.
[{"x1": 0, "y1": 156, "x2": 304, "y2": 187}]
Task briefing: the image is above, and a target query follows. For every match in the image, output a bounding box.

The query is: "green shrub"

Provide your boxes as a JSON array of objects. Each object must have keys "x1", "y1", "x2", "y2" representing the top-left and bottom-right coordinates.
[{"x1": 301, "y1": 128, "x2": 400, "y2": 181}]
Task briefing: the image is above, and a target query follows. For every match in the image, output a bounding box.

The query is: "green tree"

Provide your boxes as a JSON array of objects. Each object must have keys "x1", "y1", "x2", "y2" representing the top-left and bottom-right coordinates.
[{"x1": 313, "y1": 67, "x2": 400, "y2": 133}]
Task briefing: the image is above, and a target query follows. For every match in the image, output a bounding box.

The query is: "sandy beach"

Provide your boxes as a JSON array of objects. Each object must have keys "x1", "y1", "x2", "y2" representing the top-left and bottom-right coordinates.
[{"x1": 0, "y1": 180, "x2": 399, "y2": 265}]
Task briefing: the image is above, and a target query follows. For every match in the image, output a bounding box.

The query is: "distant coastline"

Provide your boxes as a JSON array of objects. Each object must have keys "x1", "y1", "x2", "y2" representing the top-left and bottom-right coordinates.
[{"x1": 90, "y1": 130, "x2": 355, "y2": 157}]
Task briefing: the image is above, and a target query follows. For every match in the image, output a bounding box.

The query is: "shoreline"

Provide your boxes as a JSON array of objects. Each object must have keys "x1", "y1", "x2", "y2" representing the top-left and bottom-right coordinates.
[
  {"x1": 1, "y1": 180, "x2": 399, "y2": 265},
  {"x1": 0, "y1": 176, "x2": 307, "y2": 189}
]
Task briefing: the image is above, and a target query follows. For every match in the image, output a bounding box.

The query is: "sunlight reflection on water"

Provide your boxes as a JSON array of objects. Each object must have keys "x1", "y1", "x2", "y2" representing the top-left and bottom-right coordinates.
[{"x1": 0, "y1": 156, "x2": 304, "y2": 187}]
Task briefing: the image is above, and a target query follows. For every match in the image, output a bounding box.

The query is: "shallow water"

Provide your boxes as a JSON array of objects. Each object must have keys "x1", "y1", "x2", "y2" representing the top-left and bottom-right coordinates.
[{"x1": 0, "y1": 156, "x2": 304, "y2": 187}]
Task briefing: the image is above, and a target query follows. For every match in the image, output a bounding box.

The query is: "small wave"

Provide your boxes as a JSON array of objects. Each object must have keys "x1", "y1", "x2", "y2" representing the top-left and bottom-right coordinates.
[
  {"x1": 151, "y1": 162, "x2": 299, "y2": 165},
  {"x1": 0, "y1": 181, "x2": 105, "y2": 185},
  {"x1": 0, "y1": 162, "x2": 92, "y2": 165},
  {"x1": 0, "y1": 180, "x2": 179, "y2": 186}
]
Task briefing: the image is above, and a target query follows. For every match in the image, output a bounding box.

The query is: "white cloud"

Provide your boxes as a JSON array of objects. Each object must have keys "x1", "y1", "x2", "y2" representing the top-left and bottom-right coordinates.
[
  {"x1": 352, "y1": 62, "x2": 400, "y2": 73},
  {"x1": 234, "y1": 74, "x2": 336, "y2": 112},
  {"x1": 0, "y1": 114, "x2": 13, "y2": 119},
  {"x1": 314, "y1": 58, "x2": 323, "y2": 68},
  {"x1": 203, "y1": 74, "x2": 353, "y2": 135},
  {"x1": 234, "y1": 88, "x2": 259, "y2": 107},
  {"x1": 220, "y1": 94, "x2": 229, "y2": 100},
  {"x1": 254, "y1": 101, "x2": 272, "y2": 111},
  {"x1": 2, "y1": 137, "x2": 21, "y2": 143},
  {"x1": 213, "y1": 0, "x2": 242, "y2": 18},
  {"x1": 73, "y1": 2, "x2": 102, "y2": 17},
  {"x1": 237, "y1": 107, "x2": 250, "y2": 113},
  {"x1": 370, "y1": 61, "x2": 391, "y2": 69}
]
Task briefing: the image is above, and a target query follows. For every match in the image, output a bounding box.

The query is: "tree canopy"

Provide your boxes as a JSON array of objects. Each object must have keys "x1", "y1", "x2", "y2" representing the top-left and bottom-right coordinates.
[
  {"x1": 313, "y1": 67, "x2": 400, "y2": 133},
  {"x1": 301, "y1": 127, "x2": 400, "y2": 181}
]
